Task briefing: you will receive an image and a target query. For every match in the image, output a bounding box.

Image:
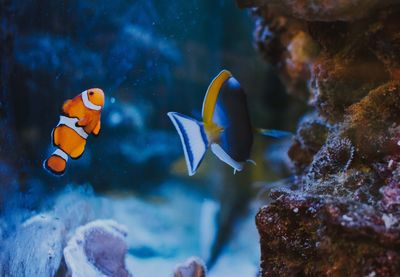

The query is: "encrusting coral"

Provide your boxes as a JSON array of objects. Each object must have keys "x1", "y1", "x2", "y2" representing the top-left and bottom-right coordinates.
[
  {"x1": 174, "y1": 257, "x2": 206, "y2": 277},
  {"x1": 238, "y1": 0, "x2": 400, "y2": 275}
]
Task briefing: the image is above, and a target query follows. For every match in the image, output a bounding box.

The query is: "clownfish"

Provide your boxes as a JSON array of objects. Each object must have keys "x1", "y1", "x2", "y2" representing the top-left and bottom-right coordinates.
[
  {"x1": 43, "y1": 88, "x2": 105, "y2": 176},
  {"x1": 168, "y1": 70, "x2": 254, "y2": 176}
]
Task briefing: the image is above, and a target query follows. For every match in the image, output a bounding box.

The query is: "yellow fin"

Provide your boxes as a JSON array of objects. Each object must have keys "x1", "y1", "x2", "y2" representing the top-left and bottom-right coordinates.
[
  {"x1": 61, "y1": 99, "x2": 73, "y2": 115},
  {"x1": 204, "y1": 121, "x2": 223, "y2": 143},
  {"x1": 92, "y1": 120, "x2": 101, "y2": 136},
  {"x1": 202, "y1": 70, "x2": 232, "y2": 124}
]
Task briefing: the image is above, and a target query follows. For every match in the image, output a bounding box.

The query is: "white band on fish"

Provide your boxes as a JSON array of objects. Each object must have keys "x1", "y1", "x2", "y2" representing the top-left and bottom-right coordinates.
[
  {"x1": 81, "y1": 90, "x2": 102, "y2": 111},
  {"x1": 210, "y1": 143, "x2": 244, "y2": 172},
  {"x1": 58, "y1": 116, "x2": 89, "y2": 139},
  {"x1": 53, "y1": 149, "x2": 69, "y2": 161}
]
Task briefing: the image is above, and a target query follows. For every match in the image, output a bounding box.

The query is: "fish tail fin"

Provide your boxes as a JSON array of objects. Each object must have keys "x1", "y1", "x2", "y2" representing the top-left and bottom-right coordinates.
[
  {"x1": 257, "y1": 128, "x2": 293, "y2": 139},
  {"x1": 43, "y1": 149, "x2": 68, "y2": 176},
  {"x1": 167, "y1": 112, "x2": 208, "y2": 176}
]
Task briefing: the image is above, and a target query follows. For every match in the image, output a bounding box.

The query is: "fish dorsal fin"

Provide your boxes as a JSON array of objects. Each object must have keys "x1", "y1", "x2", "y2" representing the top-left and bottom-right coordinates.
[
  {"x1": 210, "y1": 143, "x2": 244, "y2": 172},
  {"x1": 202, "y1": 70, "x2": 232, "y2": 124},
  {"x1": 167, "y1": 112, "x2": 209, "y2": 176}
]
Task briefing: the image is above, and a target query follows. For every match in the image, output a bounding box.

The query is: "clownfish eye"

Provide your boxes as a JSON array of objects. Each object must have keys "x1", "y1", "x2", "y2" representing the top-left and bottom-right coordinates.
[{"x1": 89, "y1": 91, "x2": 94, "y2": 96}]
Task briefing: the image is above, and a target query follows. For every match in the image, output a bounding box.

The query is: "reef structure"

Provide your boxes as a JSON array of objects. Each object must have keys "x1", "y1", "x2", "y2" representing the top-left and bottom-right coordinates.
[{"x1": 238, "y1": 0, "x2": 400, "y2": 275}]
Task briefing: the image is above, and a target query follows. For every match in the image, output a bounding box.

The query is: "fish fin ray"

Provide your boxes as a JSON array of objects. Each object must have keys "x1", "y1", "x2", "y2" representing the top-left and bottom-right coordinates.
[
  {"x1": 76, "y1": 115, "x2": 90, "y2": 127},
  {"x1": 43, "y1": 150, "x2": 68, "y2": 176},
  {"x1": 61, "y1": 99, "x2": 73, "y2": 116},
  {"x1": 210, "y1": 143, "x2": 244, "y2": 172},
  {"x1": 247, "y1": 159, "x2": 257, "y2": 166},
  {"x1": 92, "y1": 120, "x2": 101, "y2": 136},
  {"x1": 257, "y1": 128, "x2": 293, "y2": 138},
  {"x1": 167, "y1": 112, "x2": 208, "y2": 176}
]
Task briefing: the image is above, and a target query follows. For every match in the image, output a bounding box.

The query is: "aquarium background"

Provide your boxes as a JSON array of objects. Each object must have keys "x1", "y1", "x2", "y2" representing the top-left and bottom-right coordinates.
[{"x1": 0, "y1": 0, "x2": 305, "y2": 276}]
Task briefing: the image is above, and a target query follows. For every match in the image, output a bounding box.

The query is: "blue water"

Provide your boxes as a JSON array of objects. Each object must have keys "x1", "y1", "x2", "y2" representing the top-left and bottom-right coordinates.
[{"x1": 0, "y1": 0, "x2": 291, "y2": 276}]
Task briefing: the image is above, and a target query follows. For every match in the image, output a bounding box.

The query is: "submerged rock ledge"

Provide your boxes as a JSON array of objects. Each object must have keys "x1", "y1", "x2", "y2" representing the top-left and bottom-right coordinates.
[
  {"x1": 238, "y1": 0, "x2": 400, "y2": 275},
  {"x1": 257, "y1": 192, "x2": 400, "y2": 276}
]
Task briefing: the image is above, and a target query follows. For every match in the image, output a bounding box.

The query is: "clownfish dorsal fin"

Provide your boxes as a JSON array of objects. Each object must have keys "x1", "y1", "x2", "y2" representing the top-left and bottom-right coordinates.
[
  {"x1": 202, "y1": 70, "x2": 232, "y2": 124},
  {"x1": 167, "y1": 112, "x2": 209, "y2": 176},
  {"x1": 61, "y1": 99, "x2": 73, "y2": 116}
]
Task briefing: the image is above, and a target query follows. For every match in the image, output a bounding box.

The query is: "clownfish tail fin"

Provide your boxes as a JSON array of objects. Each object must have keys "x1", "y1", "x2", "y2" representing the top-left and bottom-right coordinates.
[
  {"x1": 43, "y1": 149, "x2": 68, "y2": 176},
  {"x1": 167, "y1": 112, "x2": 208, "y2": 176}
]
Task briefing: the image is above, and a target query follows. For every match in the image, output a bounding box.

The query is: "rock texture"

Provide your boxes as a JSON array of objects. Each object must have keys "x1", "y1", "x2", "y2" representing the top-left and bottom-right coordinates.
[
  {"x1": 174, "y1": 257, "x2": 206, "y2": 277},
  {"x1": 238, "y1": 0, "x2": 400, "y2": 275},
  {"x1": 257, "y1": 192, "x2": 400, "y2": 276},
  {"x1": 238, "y1": 0, "x2": 390, "y2": 21},
  {"x1": 63, "y1": 220, "x2": 132, "y2": 277},
  {"x1": 0, "y1": 214, "x2": 65, "y2": 277}
]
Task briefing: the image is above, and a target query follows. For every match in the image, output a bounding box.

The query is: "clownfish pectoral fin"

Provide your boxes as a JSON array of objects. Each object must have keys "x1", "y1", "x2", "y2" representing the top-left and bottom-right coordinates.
[
  {"x1": 210, "y1": 143, "x2": 244, "y2": 173},
  {"x1": 76, "y1": 115, "x2": 90, "y2": 127},
  {"x1": 92, "y1": 120, "x2": 101, "y2": 136},
  {"x1": 61, "y1": 99, "x2": 73, "y2": 115},
  {"x1": 167, "y1": 112, "x2": 209, "y2": 176},
  {"x1": 43, "y1": 149, "x2": 68, "y2": 176}
]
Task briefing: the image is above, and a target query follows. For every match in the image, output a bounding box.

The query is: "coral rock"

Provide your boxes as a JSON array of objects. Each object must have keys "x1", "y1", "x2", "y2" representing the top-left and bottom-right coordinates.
[
  {"x1": 0, "y1": 214, "x2": 65, "y2": 277},
  {"x1": 63, "y1": 220, "x2": 132, "y2": 277},
  {"x1": 256, "y1": 193, "x2": 400, "y2": 276},
  {"x1": 237, "y1": 0, "x2": 388, "y2": 21},
  {"x1": 174, "y1": 257, "x2": 206, "y2": 277},
  {"x1": 346, "y1": 81, "x2": 400, "y2": 160},
  {"x1": 288, "y1": 114, "x2": 329, "y2": 172},
  {"x1": 310, "y1": 54, "x2": 387, "y2": 122},
  {"x1": 241, "y1": 1, "x2": 400, "y2": 276}
]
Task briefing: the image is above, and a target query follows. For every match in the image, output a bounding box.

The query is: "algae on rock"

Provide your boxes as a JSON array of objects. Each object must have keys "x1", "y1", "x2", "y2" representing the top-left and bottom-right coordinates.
[{"x1": 238, "y1": 0, "x2": 400, "y2": 275}]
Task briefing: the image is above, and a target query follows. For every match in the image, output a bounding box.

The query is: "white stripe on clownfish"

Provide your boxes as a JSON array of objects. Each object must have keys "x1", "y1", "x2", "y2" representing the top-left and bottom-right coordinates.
[
  {"x1": 53, "y1": 148, "x2": 69, "y2": 162},
  {"x1": 57, "y1": 116, "x2": 89, "y2": 139},
  {"x1": 81, "y1": 90, "x2": 102, "y2": 111}
]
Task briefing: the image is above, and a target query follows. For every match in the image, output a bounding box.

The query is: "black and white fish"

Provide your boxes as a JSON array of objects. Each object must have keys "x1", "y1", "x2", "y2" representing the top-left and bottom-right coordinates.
[{"x1": 168, "y1": 70, "x2": 254, "y2": 176}]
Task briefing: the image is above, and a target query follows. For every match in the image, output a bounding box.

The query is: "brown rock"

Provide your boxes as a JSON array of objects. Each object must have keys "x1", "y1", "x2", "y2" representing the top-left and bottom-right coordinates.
[
  {"x1": 238, "y1": 0, "x2": 390, "y2": 21},
  {"x1": 240, "y1": 1, "x2": 400, "y2": 276},
  {"x1": 256, "y1": 193, "x2": 400, "y2": 276},
  {"x1": 346, "y1": 81, "x2": 400, "y2": 160},
  {"x1": 174, "y1": 257, "x2": 206, "y2": 277}
]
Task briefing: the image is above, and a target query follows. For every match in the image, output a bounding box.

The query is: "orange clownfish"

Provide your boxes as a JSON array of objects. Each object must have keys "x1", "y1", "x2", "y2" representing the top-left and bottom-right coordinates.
[{"x1": 43, "y1": 88, "x2": 105, "y2": 176}]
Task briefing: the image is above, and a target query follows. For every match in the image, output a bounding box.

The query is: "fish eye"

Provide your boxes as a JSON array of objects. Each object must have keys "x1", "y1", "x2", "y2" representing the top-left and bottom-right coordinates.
[{"x1": 89, "y1": 91, "x2": 94, "y2": 96}]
